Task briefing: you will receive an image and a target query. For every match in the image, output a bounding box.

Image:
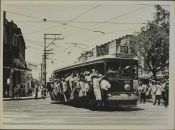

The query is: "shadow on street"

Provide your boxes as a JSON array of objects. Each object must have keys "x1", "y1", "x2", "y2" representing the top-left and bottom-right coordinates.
[{"x1": 50, "y1": 101, "x2": 144, "y2": 112}]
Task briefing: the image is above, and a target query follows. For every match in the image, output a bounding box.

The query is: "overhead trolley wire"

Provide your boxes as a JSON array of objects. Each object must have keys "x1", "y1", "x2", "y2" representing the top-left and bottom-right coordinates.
[
  {"x1": 6, "y1": 10, "x2": 43, "y2": 20},
  {"x1": 57, "y1": 5, "x2": 149, "y2": 46},
  {"x1": 81, "y1": 27, "x2": 141, "y2": 46},
  {"x1": 23, "y1": 24, "x2": 63, "y2": 35},
  {"x1": 68, "y1": 4, "x2": 101, "y2": 22},
  {"x1": 19, "y1": 4, "x2": 101, "y2": 36},
  {"x1": 67, "y1": 24, "x2": 95, "y2": 33},
  {"x1": 92, "y1": 6, "x2": 150, "y2": 30}
]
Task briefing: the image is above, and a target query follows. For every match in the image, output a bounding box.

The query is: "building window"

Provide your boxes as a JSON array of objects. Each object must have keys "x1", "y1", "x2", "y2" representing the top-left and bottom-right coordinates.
[{"x1": 120, "y1": 46, "x2": 128, "y2": 53}]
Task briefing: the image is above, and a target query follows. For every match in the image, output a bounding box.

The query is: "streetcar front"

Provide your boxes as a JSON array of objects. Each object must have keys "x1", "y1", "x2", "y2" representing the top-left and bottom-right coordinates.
[{"x1": 105, "y1": 59, "x2": 138, "y2": 106}]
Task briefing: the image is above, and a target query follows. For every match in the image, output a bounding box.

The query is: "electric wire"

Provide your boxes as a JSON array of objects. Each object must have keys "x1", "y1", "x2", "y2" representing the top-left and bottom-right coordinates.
[
  {"x1": 19, "y1": 4, "x2": 101, "y2": 36},
  {"x1": 23, "y1": 24, "x2": 63, "y2": 35},
  {"x1": 68, "y1": 4, "x2": 101, "y2": 22},
  {"x1": 92, "y1": 6, "x2": 150, "y2": 30},
  {"x1": 6, "y1": 10, "x2": 43, "y2": 20}
]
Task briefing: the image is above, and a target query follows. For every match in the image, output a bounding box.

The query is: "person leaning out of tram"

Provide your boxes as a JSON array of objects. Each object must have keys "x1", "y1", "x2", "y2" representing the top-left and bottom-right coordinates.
[
  {"x1": 61, "y1": 78, "x2": 69, "y2": 102},
  {"x1": 92, "y1": 71, "x2": 103, "y2": 107},
  {"x1": 100, "y1": 75, "x2": 111, "y2": 106},
  {"x1": 77, "y1": 75, "x2": 86, "y2": 104}
]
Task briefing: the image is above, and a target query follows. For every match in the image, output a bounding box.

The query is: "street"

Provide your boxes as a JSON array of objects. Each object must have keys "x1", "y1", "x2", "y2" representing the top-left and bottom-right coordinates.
[{"x1": 2, "y1": 98, "x2": 168, "y2": 129}]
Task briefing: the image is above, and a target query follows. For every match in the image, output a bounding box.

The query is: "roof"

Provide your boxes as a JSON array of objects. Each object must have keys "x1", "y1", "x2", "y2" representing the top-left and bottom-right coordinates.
[{"x1": 54, "y1": 54, "x2": 137, "y2": 73}]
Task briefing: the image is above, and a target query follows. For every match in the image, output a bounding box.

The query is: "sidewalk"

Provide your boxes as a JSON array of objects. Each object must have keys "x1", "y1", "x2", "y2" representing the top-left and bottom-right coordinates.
[
  {"x1": 3, "y1": 96, "x2": 43, "y2": 101},
  {"x1": 3, "y1": 91, "x2": 43, "y2": 101}
]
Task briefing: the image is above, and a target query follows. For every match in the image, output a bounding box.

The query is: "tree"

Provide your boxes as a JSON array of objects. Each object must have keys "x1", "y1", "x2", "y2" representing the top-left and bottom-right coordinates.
[{"x1": 130, "y1": 5, "x2": 169, "y2": 80}]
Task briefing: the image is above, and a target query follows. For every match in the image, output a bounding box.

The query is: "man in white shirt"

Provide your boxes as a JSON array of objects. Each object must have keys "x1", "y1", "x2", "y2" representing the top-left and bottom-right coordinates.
[
  {"x1": 154, "y1": 81, "x2": 162, "y2": 105},
  {"x1": 140, "y1": 83, "x2": 148, "y2": 103},
  {"x1": 100, "y1": 76, "x2": 111, "y2": 106},
  {"x1": 92, "y1": 73, "x2": 103, "y2": 107}
]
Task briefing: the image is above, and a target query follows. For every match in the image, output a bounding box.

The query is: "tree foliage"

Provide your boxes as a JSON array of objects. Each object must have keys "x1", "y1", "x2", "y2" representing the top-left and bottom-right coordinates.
[{"x1": 130, "y1": 5, "x2": 169, "y2": 80}]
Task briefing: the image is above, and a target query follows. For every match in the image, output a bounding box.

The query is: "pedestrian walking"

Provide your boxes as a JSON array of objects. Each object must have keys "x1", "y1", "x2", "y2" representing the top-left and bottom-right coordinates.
[
  {"x1": 154, "y1": 81, "x2": 162, "y2": 105},
  {"x1": 161, "y1": 79, "x2": 167, "y2": 103},
  {"x1": 150, "y1": 80, "x2": 157, "y2": 104},
  {"x1": 163, "y1": 80, "x2": 169, "y2": 107},
  {"x1": 41, "y1": 86, "x2": 47, "y2": 99},
  {"x1": 137, "y1": 82, "x2": 142, "y2": 103},
  {"x1": 35, "y1": 84, "x2": 39, "y2": 99},
  {"x1": 14, "y1": 83, "x2": 21, "y2": 99},
  {"x1": 140, "y1": 83, "x2": 147, "y2": 103}
]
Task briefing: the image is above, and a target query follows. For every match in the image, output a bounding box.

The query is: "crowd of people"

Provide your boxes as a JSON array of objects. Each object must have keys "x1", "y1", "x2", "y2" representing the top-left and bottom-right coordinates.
[
  {"x1": 13, "y1": 83, "x2": 33, "y2": 99},
  {"x1": 137, "y1": 79, "x2": 169, "y2": 106},
  {"x1": 48, "y1": 69, "x2": 111, "y2": 107},
  {"x1": 13, "y1": 82, "x2": 47, "y2": 99},
  {"x1": 48, "y1": 68, "x2": 169, "y2": 107}
]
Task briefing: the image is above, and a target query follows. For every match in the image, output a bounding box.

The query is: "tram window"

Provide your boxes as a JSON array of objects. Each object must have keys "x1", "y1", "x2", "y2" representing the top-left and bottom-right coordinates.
[
  {"x1": 121, "y1": 60, "x2": 137, "y2": 79},
  {"x1": 106, "y1": 62, "x2": 120, "y2": 72},
  {"x1": 95, "y1": 63, "x2": 105, "y2": 75}
]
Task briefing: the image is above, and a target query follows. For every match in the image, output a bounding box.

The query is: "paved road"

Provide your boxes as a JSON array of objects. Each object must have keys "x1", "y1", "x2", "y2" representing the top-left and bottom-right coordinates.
[{"x1": 2, "y1": 98, "x2": 168, "y2": 129}]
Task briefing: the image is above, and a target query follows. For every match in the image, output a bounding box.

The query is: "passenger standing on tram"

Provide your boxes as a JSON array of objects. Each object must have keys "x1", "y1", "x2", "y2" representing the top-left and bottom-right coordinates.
[
  {"x1": 73, "y1": 73, "x2": 80, "y2": 100},
  {"x1": 65, "y1": 74, "x2": 71, "y2": 97},
  {"x1": 69, "y1": 73, "x2": 74, "y2": 92},
  {"x1": 100, "y1": 76, "x2": 111, "y2": 106},
  {"x1": 84, "y1": 72, "x2": 90, "y2": 96},
  {"x1": 85, "y1": 72, "x2": 92, "y2": 87},
  {"x1": 61, "y1": 78, "x2": 68, "y2": 102},
  {"x1": 92, "y1": 72, "x2": 103, "y2": 107},
  {"x1": 78, "y1": 75, "x2": 85, "y2": 98},
  {"x1": 55, "y1": 79, "x2": 62, "y2": 95}
]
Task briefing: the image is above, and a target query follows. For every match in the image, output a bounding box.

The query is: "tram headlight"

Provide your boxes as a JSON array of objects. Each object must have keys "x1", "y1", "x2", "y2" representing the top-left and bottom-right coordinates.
[
  {"x1": 124, "y1": 84, "x2": 131, "y2": 91},
  {"x1": 107, "y1": 94, "x2": 112, "y2": 97}
]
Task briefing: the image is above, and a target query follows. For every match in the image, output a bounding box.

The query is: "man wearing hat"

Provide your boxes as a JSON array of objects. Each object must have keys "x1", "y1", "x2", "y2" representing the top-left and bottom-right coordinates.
[
  {"x1": 92, "y1": 72, "x2": 103, "y2": 107},
  {"x1": 100, "y1": 75, "x2": 111, "y2": 106}
]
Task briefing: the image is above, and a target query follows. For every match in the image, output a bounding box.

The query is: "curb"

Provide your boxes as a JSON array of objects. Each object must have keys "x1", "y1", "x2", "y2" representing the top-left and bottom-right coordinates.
[{"x1": 3, "y1": 97, "x2": 43, "y2": 101}]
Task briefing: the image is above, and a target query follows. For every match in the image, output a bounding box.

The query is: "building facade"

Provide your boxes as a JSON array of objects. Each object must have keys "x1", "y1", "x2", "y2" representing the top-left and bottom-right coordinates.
[
  {"x1": 3, "y1": 11, "x2": 30, "y2": 98},
  {"x1": 77, "y1": 35, "x2": 133, "y2": 62}
]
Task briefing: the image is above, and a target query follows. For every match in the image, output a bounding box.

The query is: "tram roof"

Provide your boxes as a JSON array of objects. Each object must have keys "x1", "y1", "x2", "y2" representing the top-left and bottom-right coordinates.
[{"x1": 54, "y1": 55, "x2": 137, "y2": 73}]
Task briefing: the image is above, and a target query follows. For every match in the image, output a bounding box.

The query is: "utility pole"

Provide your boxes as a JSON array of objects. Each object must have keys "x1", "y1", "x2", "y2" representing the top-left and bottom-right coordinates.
[{"x1": 43, "y1": 34, "x2": 63, "y2": 87}]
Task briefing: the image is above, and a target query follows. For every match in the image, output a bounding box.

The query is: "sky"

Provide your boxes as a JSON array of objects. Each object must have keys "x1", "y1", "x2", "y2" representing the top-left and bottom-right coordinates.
[{"x1": 2, "y1": 0, "x2": 170, "y2": 80}]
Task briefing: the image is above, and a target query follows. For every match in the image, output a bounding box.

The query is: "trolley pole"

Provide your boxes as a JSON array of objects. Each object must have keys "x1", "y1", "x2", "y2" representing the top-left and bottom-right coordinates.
[{"x1": 43, "y1": 33, "x2": 63, "y2": 87}]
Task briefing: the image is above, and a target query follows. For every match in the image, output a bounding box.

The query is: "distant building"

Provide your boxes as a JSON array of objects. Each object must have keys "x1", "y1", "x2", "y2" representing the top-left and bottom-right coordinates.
[
  {"x1": 3, "y1": 11, "x2": 30, "y2": 98},
  {"x1": 77, "y1": 34, "x2": 133, "y2": 62}
]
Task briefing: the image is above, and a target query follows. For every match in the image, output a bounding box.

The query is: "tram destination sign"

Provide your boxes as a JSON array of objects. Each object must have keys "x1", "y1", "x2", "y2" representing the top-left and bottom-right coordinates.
[{"x1": 116, "y1": 53, "x2": 133, "y2": 58}]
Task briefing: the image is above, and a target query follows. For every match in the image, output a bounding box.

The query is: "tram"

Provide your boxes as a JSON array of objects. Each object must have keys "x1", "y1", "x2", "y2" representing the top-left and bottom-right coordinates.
[{"x1": 48, "y1": 54, "x2": 138, "y2": 107}]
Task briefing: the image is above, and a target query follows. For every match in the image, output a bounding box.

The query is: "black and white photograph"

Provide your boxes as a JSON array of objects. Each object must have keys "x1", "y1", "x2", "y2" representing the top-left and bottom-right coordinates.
[{"x1": 0, "y1": 0, "x2": 174, "y2": 129}]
